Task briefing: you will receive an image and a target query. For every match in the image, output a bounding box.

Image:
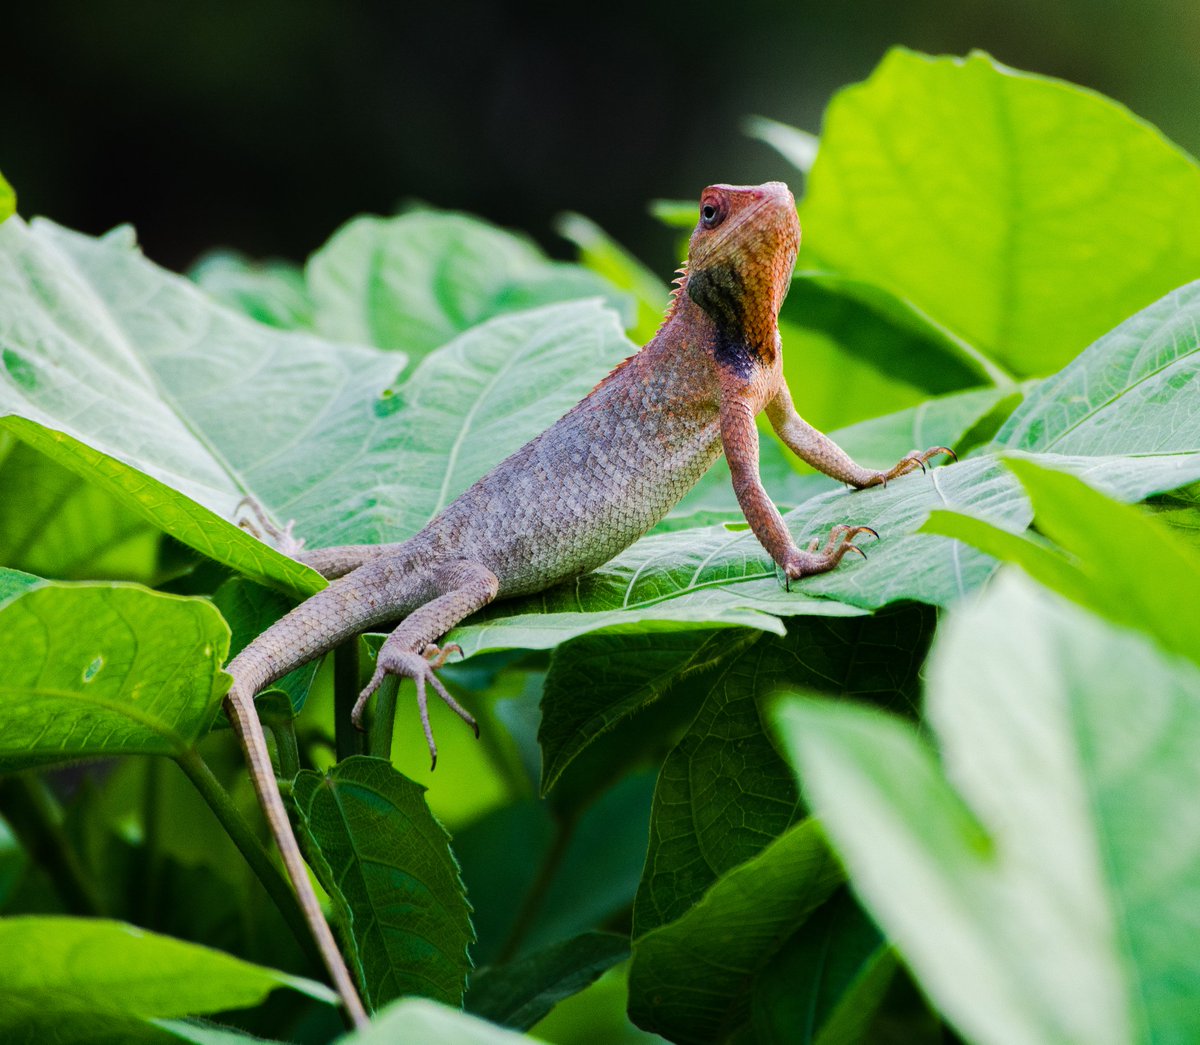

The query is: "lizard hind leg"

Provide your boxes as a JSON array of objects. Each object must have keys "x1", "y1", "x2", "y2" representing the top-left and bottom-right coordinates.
[{"x1": 353, "y1": 561, "x2": 500, "y2": 769}]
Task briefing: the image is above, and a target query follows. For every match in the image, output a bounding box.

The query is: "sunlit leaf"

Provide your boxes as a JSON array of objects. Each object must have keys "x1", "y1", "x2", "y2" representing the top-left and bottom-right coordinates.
[
  {"x1": 0, "y1": 916, "x2": 335, "y2": 1034},
  {"x1": 307, "y1": 210, "x2": 632, "y2": 360},
  {"x1": 803, "y1": 49, "x2": 1200, "y2": 376},
  {"x1": 0, "y1": 582, "x2": 229, "y2": 769}
]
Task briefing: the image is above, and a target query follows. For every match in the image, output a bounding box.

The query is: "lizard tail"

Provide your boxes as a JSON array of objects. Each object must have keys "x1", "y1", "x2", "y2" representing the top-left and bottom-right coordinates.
[{"x1": 225, "y1": 683, "x2": 370, "y2": 1028}]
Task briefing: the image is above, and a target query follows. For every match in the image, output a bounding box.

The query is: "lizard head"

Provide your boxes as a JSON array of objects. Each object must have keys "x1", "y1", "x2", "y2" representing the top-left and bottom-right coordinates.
[{"x1": 682, "y1": 182, "x2": 800, "y2": 355}]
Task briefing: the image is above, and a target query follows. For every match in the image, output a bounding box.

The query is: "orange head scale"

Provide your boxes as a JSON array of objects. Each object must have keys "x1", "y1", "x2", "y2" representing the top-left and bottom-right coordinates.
[{"x1": 683, "y1": 182, "x2": 800, "y2": 363}]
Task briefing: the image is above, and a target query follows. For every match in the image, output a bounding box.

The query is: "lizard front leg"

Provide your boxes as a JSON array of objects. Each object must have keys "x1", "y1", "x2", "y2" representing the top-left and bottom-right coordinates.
[
  {"x1": 354, "y1": 560, "x2": 500, "y2": 769},
  {"x1": 765, "y1": 384, "x2": 954, "y2": 487},
  {"x1": 720, "y1": 388, "x2": 875, "y2": 581}
]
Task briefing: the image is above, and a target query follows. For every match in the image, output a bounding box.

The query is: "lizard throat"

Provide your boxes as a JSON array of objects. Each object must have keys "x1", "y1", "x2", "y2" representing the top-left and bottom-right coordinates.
[{"x1": 684, "y1": 261, "x2": 779, "y2": 374}]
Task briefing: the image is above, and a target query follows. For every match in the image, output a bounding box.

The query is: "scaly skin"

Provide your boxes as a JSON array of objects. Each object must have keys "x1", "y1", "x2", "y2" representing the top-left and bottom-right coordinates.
[{"x1": 225, "y1": 182, "x2": 952, "y2": 1023}]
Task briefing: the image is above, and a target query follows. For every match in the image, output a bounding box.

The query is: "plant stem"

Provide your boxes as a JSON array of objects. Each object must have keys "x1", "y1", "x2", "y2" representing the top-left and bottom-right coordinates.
[
  {"x1": 0, "y1": 774, "x2": 104, "y2": 917},
  {"x1": 368, "y1": 676, "x2": 399, "y2": 759},
  {"x1": 265, "y1": 712, "x2": 301, "y2": 780},
  {"x1": 334, "y1": 641, "x2": 365, "y2": 762},
  {"x1": 174, "y1": 749, "x2": 323, "y2": 971}
]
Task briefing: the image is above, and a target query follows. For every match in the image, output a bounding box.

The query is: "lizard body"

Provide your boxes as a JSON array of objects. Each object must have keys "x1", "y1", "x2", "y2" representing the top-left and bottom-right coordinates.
[{"x1": 225, "y1": 182, "x2": 950, "y2": 1024}]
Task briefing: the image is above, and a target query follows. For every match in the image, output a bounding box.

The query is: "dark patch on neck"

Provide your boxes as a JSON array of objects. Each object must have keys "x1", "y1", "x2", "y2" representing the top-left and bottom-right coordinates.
[{"x1": 686, "y1": 262, "x2": 767, "y2": 377}]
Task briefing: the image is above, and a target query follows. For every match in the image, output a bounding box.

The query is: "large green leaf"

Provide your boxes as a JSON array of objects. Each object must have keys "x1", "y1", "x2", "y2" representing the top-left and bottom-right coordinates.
[
  {"x1": 995, "y1": 278, "x2": 1200, "y2": 457},
  {"x1": 777, "y1": 274, "x2": 997, "y2": 432},
  {"x1": 307, "y1": 210, "x2": 631, "y2": 359},
  {"x1": 0, "y1": 438, "x2": 160, "y2": 581},
  {"x1": 924, "y1": 458, "x2": 1200, "y2": 672},
  {"x1": 628, "y1": 820, "x2": 842, "y2": 1044},
  {"x1": 0, "y1": 216, "x2": 633, "y2": 589},
  {"x1": 802, "y1": 49, "x2": 1200, "y2": 376},
  {"x1": 289, "y1": 756, "x2": 474, "y2": 1011},
  {"x1": 775, "y1": 573, "x2": 1200, "y2": 1045},
  {"x1": 632, "y1": 608, "x2": 930, "y2": 937},
  {"x1": 0, "y1": 582, "x2": 229, "y2": 769},
  {"x1": 0, "y1": 916, "x2": 335, "y2": 1033}
]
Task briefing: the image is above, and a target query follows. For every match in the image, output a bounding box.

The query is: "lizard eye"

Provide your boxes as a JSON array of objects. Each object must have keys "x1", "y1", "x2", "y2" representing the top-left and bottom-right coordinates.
[{"x1": 700, "y1": 201, "x2": 723, "y2": 228}]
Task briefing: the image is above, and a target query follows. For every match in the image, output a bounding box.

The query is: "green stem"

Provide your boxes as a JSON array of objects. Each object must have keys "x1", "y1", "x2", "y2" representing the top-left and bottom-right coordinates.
[
  {"x1": 334, "y1": 641, "x2": 365, "y2": 762},
  {"x1": 175, "y1": 749, "x2": 323, "y2": 971},
  {"x1": 264, "y1": 713, "x2": 301, "y2": 781},
  {"x1": 367, "y1": 675, "x2": 399, "y2": 759},
  {"x1": 0, "y1": 774, "x2": 104, "y2": 917}
]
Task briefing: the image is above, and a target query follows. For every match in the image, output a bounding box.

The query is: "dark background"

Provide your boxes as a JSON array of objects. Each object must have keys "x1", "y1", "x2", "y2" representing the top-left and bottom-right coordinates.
[{"x1": 5, "y1": 0, "x2": 1197, "y2": 276}]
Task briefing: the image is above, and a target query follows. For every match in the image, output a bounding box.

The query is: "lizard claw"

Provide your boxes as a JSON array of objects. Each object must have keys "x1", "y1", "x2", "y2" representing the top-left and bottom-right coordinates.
[
  {"x1": 423, "y1": 642, "x2": 462, "y2": 669},
  {"x1": 235, "y1": 496, "x2": 307, "y2": 557},
  {"x1": 354, "y1": 646, "x2": 479, "y2": 769},
  {"x1": 871, "y1": 446, "x2": 956, "y2": 487},
  {"x1": 781, "y1": 524, "x2": 878, "y2": 583}
]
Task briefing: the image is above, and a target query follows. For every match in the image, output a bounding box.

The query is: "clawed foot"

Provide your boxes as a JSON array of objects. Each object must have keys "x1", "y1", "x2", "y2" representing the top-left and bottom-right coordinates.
[
  {"x1": 235, "y1": 496, "x2": 307, "y2": 557},
  {"x1": 783, "y1": 524, "x2": 879, "y2": 589},
  {"x1": 868, "y1": 446, "x2": 956, "y2": 487},
  {"x1": 353, "y1": 642, "x2": 475, "y2": 770}
]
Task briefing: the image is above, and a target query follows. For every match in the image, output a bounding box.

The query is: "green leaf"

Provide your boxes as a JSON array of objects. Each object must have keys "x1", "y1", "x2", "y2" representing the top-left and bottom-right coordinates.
[
  {"x1": 554, "y1": 211, "x2": 668, "y2": 344},
  {"x1": 0, "y1": 583, "x2": 230, "y2": 769},
  {"x1": 0, "y1": 439, "x2": 160, "y2": 581},
  {"x1": 648, "y1": 198, "x2": 697, "y2": 229},
  {"x1": 307, "y1": 210, "x2": 632, "y2": 360},
  {"x1": 339, "y1": 997, "x2": 540, "y2": 1045},
  {"x1": 745, "y1": 116, "x2": 820, "y2": 174},
  {"x1": 774, "y1": 573, "x2": 1200, "y2": 1045},
  {"x1": 189, "y1": 250, "x2": 314, "y2": 331},
  {"x1": 539, "y1": 629, "x2": 757, "y2": 794},
  {"x1": 803, "y1": 49, "x2": 1200, "y2": 376},
  {"x1": 628, "y1": 820, "x2": 843, "y2": 1044},
  {"x1": 0, "y1": 216, "x2": 633, "y2": 587},
  {"x1": 289, "y1": 756, "x2": 474, "y2": 1011},
  {"x1": 923, "y1": 457, "x2": 1200, "y2": 671},
  {"x1": 995, "y1": 278, "x2": 1200, "y2": 457},
  {"x1": 0, "y1": 566, "x2": 42, "y2": 604},
  {"x1": 633, "y1": 608, "x2": 931, "y2": 936},
  {"x1": 467, "y1": 931, "x2": 630, "y2": 1030},
  {"x1": 750, "y1": 891, "x2": 897, "y2": 1045},
  {"x1": 0, "y1": 169, "x2": 14, "y2": 223},
  {"x1": 0, "y1": 916, "x2": 335, "y2": 1033},
  {"x1": 778, "y1": 275, "x2": 997, "y2": 432}
]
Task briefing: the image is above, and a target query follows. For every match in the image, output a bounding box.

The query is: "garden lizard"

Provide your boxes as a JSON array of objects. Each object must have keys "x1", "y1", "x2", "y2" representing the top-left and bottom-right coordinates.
[{"x1": 225, "y1": 181, "x2": 951, "y2": 1024}]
